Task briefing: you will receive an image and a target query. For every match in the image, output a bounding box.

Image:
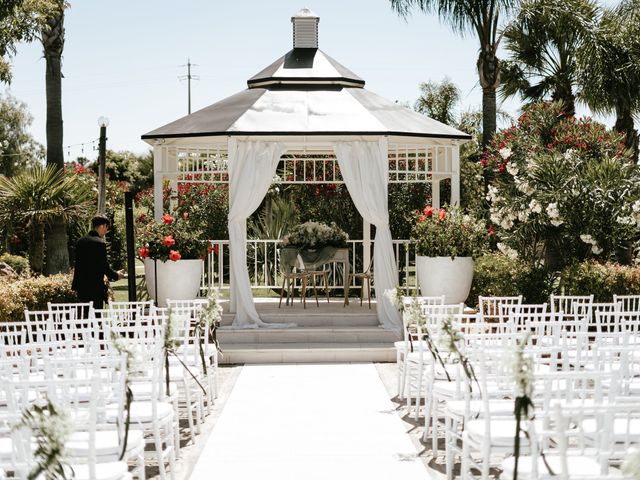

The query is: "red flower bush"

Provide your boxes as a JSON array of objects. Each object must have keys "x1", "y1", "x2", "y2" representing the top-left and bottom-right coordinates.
[
  {"x1": 136, "y1": 212, "x2": 207, "y2": 262},
  {"x1": 410, "y1": 205, "x2": 488, "y2": 259},
  {"x1": 163, "y1": 235, "x2": 175, "y2": 248}
]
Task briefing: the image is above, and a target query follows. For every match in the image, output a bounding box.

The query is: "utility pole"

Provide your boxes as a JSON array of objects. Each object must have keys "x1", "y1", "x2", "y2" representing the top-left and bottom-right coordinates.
[{"x1": 179, "y1": 58, "x2": 199, "y2": 114}]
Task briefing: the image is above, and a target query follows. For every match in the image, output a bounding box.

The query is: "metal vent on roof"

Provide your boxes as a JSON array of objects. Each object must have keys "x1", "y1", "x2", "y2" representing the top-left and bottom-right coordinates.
[{"x1": 292, "y1": 8, "x2": 319, "y2": 48}]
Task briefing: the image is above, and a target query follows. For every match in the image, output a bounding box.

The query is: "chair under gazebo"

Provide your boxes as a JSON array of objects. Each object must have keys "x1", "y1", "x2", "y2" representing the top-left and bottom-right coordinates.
[{"x1": 142, "y1": 8, "x2": 471, "y2": 338}]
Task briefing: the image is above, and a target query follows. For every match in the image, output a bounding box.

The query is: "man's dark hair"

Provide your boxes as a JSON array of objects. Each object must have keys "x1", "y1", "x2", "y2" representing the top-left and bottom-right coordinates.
[{"x1": 91, "y1": 214, "x2": 110, "y2": 229}]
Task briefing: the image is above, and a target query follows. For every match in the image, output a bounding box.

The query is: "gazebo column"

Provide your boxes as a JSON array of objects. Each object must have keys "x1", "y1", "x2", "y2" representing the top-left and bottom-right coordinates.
[
  {"x1": 153, "y1": 146, "x2": 179, "y2": 219},
  {"x1": 431, "y1": 178, "x2": 441, "y2": 209},
  {"x1": 450, "y1": 142, "x2": 460, "y2": 205},
  {"x1": 153, "y1": 145, "x2": 166, "y2": 221}
]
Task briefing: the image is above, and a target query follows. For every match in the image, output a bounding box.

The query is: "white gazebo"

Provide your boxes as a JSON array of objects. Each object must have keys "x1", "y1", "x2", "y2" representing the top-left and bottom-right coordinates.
[{"x1": 142, "y1": 8, "x2": 471, "y2": 332}]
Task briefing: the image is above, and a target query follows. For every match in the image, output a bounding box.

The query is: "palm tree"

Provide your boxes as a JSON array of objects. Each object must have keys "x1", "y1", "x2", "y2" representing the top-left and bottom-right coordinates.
[
  {"x1": 577, "y1": 0, "x2": 640, "y2": 161},
  {"x1": 500, "y1": 0, "x2": 597, "y2": 117},
  {"x1": 0, "y1": 165, "x2": 93, "y2": 274},
  {"x1": 390, "y1": 0, "x2": 518, "y2": 147},
  {"x1": 41, "y1": 0, "x2": 69, "y2": 273}
]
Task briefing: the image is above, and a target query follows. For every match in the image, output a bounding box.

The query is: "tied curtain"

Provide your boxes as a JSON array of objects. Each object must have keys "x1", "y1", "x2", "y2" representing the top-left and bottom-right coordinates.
[
  {"x1": 228, "y1": 141, "x2": 287, "y2": 328},
  {"x1": 334, "y1": 141, "x2": 401, "y2": 331}
]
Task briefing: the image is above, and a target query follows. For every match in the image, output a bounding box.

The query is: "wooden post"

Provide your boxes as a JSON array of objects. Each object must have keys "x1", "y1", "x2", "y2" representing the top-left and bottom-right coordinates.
[{"x1": 124, "y1": 191, "x2": 137, "y2": 301}]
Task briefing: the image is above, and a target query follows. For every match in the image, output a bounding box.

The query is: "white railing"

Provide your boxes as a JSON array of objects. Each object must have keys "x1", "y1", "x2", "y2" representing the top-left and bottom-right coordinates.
[{"x1": 201, "y1": 239, "x2": 418, "y2": 295}]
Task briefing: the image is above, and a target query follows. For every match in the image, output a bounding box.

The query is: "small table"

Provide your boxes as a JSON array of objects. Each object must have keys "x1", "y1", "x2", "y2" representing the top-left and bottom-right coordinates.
[{"x1": 280, "y1": 247, "x2": 350, "y2": 299}]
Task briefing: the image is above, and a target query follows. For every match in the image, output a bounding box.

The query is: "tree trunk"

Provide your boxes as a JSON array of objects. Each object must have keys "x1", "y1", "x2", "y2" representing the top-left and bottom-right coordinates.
[
  {"x1": 614, "y1": 110, "x2": 639, "y2": 163},
  {"x1": 477, "y1": 49, "x2": 500, "y2": 148},
  {"x1": 45, "y1": 217, "x2": 69, "y2": 275},
  {"x1": 551, "y1": 84, "x2": 575, "y2": 117},
  {"x1": 42, "y1": 4, "x2": 69, "y2": 274},
  {"x1": 481, "y1": 86, "x2": 497, "y2": 149},
  {"x1": 29, "y1": 222, "x2": 45, "y2": 275},
  {"x1": 43, "y1": 8, "x2": 64, "y2": 170}
]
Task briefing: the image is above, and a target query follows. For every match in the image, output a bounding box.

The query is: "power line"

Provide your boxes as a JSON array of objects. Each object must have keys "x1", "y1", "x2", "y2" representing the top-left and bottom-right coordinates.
[
  {"x1": 179, "y1": 58, "x2": 199, "y2": 114},
  {"x1": 64, "y1": 139, "x2": 99, "y2": 159}
]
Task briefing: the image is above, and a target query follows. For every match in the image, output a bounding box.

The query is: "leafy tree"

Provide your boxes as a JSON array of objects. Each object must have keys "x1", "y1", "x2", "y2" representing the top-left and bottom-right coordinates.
[
  {"x1": 577, "y1": 0, "x2": 640, "y2": 161},
  {"x1": 0, "y1": 93, "x2": 44, "y2": 175},
  {"x1": 500, "y1": 0, "x2": 597, "y2": 116},
  {"x1": 414, "y1": 77, "x2": 460, "y2": 125},
  {"x1": 88, "y1": 149, "x2": 154, "y2": 192},
  {"x1": 390, "y1": 0, "x2": 518, "y2": 147},
  {"x1": 0, "y1": 0, "x2": 56, "y2": 83},
  {"x1": 0, "y1": 164, "x2": 93, "y2": 274}
]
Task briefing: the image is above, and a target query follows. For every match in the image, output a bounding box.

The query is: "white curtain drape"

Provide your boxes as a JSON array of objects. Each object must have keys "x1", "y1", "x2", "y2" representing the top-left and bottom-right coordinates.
[
  {"x1": 333, "y1": 140, "x2": 401, "y2": 331},
  {"x1": 228, "y1": 140, "x2": 288, "y2": 328}
]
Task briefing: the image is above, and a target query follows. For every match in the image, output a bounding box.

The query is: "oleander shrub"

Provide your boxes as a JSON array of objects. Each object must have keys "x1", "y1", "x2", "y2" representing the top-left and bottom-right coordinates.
[
  {"x1": 484, "y1": 101, "x2": 640, "y2": 268},
  {"x1": 0, "y1": 253, "x2": 29, "y2": 276},
  {"x1": 0, "y1": 274, "x2": 77, "y2": 322},
  {"x1": 469, "y1": 253, "x2": 555, "y2": 306},
  {"x1": 559, "y1": 260, "x2": 640, "y2": 302}
]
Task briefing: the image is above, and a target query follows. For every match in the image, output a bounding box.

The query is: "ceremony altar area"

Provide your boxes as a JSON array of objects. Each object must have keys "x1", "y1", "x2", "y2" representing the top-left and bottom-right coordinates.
[{"x1": 142, "y1": 9, "x2": 470, "y2": 334}]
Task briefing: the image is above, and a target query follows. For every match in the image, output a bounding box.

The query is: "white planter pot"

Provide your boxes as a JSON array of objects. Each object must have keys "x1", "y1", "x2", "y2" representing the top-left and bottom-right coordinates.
[
  {"x1": 416, "y1": 255, "x2": 474, "y2": 304},
  {"x1": 144, "y1": 258, "x2": 203, "y2": 307}
]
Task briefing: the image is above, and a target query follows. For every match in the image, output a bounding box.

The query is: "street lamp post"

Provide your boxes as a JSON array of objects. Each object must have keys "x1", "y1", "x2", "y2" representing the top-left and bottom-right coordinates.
[{"x1": 97, "y1": 116, "x2": 109, "y2": 215}]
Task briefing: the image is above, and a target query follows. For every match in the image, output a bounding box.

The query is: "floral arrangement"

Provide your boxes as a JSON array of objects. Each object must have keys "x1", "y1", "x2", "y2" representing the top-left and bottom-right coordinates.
[
  {"x1": 410, "y1": 205, "x2": 489, "y2": 259},
  {"x1": 196, "y1": 288, "x2": 224, "y2": 374},
  {"x1": 15, "y1": 398, "x2": 72, "y2": 480},
  {"x1": 137, "y1": 212, "x2": 209, "y2": 262},
  {"x1": 110, "y1": 332, "x2": 136, "y2": 460},
  {"x1": 505, "y1": 333, "x2": 535, "y2": 480},
  {"x1": 483, "y1": 101, "x2": 640, "y2": 266},
  {"x1": 403, "y1": 298, "x2": 449, "y2": 377},
  {"x1": 281, "y1": 221, "x2": 348, "y2": 250},
  {"x1": 623, "y1": 448, "x2": 640, "y2": 480},
  {"x1": 438, "y1": 316, "x2": 478, "y2": 391}
]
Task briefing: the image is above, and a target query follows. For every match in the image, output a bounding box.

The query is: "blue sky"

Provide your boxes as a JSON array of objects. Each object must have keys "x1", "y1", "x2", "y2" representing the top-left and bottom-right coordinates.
[{"x1": 4, "y1": 0, "x2": 614, "y2": 159}]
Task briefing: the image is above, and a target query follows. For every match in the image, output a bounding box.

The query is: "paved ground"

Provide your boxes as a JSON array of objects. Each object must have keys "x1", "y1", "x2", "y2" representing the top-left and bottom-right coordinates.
[{"x1": 150, "y1": 362, "x2": 445, "y2": 480}]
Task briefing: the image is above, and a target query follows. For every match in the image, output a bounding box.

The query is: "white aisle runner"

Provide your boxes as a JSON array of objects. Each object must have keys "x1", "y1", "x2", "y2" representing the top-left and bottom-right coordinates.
[{"x1": 189, "y1": 363, "x2": 432, "y2": 479}]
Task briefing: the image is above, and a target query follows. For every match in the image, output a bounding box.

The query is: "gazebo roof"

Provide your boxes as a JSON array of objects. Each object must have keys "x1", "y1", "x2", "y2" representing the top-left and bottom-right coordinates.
[{"x1": 141, "y1": 12, "x2": 471, "y2": 143}]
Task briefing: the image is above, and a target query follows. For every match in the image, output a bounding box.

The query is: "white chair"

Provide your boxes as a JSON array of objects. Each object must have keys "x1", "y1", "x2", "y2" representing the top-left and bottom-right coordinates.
[
  {"x1": 501, "y1": 403, "x2": 640, "y2": 479},
  {"x1": 3, "y1": 371, "x2": 132, "y2": 480},
  {"x1": 613, "y1": 294, "x2": 640, "y2": 312},
  {"x1": 395, "y1": 295, "x2": 445, "y2": 399},
  {"x1": 478, "y1": 295, "x2": 523, "y2": 322},
  {"x1": 550, "y1": 294, "x2": 594, "y2": 322},
  {"x1": 167, "y1": 299, "x2": 219, "y2": 406},
  {"x1": 104, "y1": 333, "x2": 177, "y2": 480},
  {"x1": 460, "y1": 351, "x2": 613, "y2": 480},
  {"x1": 40, "y1": 355, "x2": 145, "y2": 479}
]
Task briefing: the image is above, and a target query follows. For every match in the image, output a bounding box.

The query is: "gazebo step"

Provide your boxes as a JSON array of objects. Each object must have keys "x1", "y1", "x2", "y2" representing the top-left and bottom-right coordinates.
[
  {"x1": 218, "y1": 326, "x2": 399, "y2": 345},
  {"x1": 220, "y1": 311, "x2": 379, "y2": 328},
  {"x1": 217, "y1": 342, "x2": 396, "y2": 364}
]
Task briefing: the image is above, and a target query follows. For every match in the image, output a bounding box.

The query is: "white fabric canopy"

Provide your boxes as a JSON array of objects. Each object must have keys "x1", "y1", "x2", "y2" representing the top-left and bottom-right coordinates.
[
  {"x1": 228, "y1": 140, "x2": 288, "y2": 328},
  {"x1": 333, "y1": 140, "x2": 401, "y2": 331}
]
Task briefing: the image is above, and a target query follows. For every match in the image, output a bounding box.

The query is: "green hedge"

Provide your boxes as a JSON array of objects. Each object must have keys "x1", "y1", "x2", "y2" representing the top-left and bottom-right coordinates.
[
  {"x1": 0, "y1": 274, "x2": 77, "y2": 322},
  {"x1": 469, "y1": 253, "x2": 555, "y2": 306},
  {"x1": 559, "y1": 260, "x2": 640, "y2": 302},
  {"x1": 0, "y1": 253, "x2": 29, "y2": 276},
  {"x1": 470, "y1": 254, "x2": 640, "y2": 306}
]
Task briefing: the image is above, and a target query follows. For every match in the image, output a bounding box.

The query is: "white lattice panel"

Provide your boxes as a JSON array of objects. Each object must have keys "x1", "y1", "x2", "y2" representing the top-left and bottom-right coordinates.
[
  {"x1": 168, "y1": 144, "x2": 455, "y2": 187},
  {"x1": 175, "y1": 146, "x2": 229, "y2": 184}
]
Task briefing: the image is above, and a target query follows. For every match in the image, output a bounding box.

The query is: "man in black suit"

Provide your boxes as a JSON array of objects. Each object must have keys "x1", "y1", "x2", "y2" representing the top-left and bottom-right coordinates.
[{"x1": 72, "y1": 215, "x2": 125, "y2": 309}]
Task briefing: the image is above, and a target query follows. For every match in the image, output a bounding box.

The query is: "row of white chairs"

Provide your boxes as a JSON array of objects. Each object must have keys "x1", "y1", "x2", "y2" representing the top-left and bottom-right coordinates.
[
  {"x1": 396, "y1": 294, "x2": 640, "y2": 480},
  {"x1": 0, "y1": 298, "x2": 219, "y2": 480}
]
